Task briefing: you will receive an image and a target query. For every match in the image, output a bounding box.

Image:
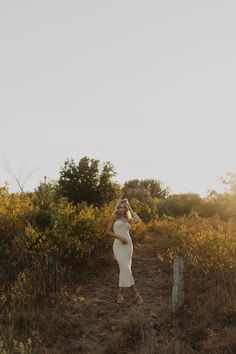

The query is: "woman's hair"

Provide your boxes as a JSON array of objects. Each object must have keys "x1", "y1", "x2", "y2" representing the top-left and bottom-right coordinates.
[{"x1": 113, "y1": 198, "x2": 132, "y2": 221}]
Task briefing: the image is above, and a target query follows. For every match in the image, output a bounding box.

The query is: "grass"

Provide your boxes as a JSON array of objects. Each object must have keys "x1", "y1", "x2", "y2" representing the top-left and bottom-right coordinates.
[{"x1": 1, "y1": 216, "x2": 236, "y2": 353}]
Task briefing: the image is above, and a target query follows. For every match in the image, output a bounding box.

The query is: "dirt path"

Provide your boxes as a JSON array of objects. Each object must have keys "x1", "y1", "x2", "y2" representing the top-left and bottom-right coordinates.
[{"x1": 65, "y1": 234, "x2": 172, "y2": 354}]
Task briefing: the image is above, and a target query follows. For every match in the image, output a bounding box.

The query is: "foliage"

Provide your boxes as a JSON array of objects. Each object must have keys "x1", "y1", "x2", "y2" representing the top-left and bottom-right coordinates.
[
  {"x1": 47, "y1": 199, "x2": 115, "y2": 266},
  {"x1": 33, "y1": 181, "x2": 59, "y2": 231},
  {"x1": 149, "y1": 216, "x2": 236, "y2": 352},
  {"x1": 122, "y1": 179, "x2": 169, "y2": 222},
  {"x1": 0, "y1": 338, "x2": 32, "y2": 354},
  {"x1": 220, "y1": 171, "x2": 236, "y2": 195},
  {"x1": 1, "y1": 169, "x2": 236, "y2": 353},
  {"x1": 158, "y1": 193, "x2": 202, "y2": 217},
  {"x1": 201, "y1": 172, "x2": 236, "y2": 221},
  {"x1": 0, "y1": 187, "x2": 37, "y2": 284},
  {"x1": 200, "y1": 191, "x2": 234, "y2": 221},
  {"x1": 156, "y1": 171, "x2": 236, "y2": 221},
  {"x1": 0, "y1": 187, "x2": 119, "y2": 286},
  {"x1": 157, "y1": 216, "x2": 236, "y2": 285},
  {"x1": 58, "y1": 156, "x2": 121, "y2": 206},
  {"x1": 122, "y1": 179, "x2": 169, "y2": 200}
]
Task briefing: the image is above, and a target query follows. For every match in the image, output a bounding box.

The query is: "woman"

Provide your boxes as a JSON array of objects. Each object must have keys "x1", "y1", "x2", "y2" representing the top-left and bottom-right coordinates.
[{"x1": 106, "y1": 198, "x2": 143, "y2": 304}]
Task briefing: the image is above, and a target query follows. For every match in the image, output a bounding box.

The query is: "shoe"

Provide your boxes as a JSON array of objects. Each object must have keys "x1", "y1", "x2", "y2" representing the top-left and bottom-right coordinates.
[
  {"x1": 135, "y1": 294, "x2": 143, "y2": 305},
  {"x1": 116, "y1": 295, "x2": 124, "y2": 304}
]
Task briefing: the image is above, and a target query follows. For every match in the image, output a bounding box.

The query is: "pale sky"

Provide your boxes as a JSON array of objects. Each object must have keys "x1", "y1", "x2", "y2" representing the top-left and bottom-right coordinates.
[{"x1": 1, "y1": 0, "x2": 236, "y2": 196}]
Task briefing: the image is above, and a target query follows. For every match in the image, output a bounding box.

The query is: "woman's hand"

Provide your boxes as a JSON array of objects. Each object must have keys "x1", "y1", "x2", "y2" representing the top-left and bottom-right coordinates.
[
  {"x1": 123, "y1": 199, "x2": 140, "y2": 224},
  {"x1": 123, "y1": 198, "x2": 132, "y2": 211},
  {"x1": 119, "y1": 236, "x2": 128, "y2": 245}
]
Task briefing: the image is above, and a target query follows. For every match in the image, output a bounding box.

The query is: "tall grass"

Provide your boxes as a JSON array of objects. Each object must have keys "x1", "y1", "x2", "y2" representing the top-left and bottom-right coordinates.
[
  {"x1": 104, "y1": 216, "x2": 236, "y2": 353},
  {"x1": 0, "y1": 188, "x2": 147, "y2": 353},
  {"x1": 148, "y1": 215, "x2": 236, "y2": 353},
  {"x1": 1, "y1": 184, "x2": 236, "y2": 353}
]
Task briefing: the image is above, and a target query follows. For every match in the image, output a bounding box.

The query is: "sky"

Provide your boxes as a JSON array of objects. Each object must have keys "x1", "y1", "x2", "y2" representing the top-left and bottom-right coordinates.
[{"x1": 0, "y1": 0, "x2": 236, "y2": 196}]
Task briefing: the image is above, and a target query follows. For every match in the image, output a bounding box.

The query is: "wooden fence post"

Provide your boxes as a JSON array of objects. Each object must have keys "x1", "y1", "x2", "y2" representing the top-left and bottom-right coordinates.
[
  {"x1": 172, "y1": 252, "x2": 185, "y2": 315},
  {"x1": 45, "y1": 252, "x2": 57, "y2": 293}
]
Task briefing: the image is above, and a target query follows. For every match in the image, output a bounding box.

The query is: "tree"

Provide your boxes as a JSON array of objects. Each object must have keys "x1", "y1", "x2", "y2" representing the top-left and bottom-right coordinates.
[
  {"x1": 202, "y1": 171, "x2": 236, "y2": 221},
  {"x1": 158, "y1": 193, "x2": 202, "y2": 217},
  {"x1": 220, "y1": 171, "x2": 236, "y2": 196},
  {"x1": 58, "y1": 156, "x2": 121, "y2": 206},
  {"x1": 33, "y1": 181, "x2": 59, "y2": 231},
  {"x1": 2, "y1": 159, "x2": 38, "y2": 192},
  {"x1": 122, "y1": 179, "x2": 169, "y2": 222},
  {"x1": 122, "y1": 179, "x2": 169, "y2": 201},
  {"x1": 200, "y1": 192, "x2": 232, "y2": 221},
  {"x1": 96, "y1": 162, "x2": 121, "y2": 205}
]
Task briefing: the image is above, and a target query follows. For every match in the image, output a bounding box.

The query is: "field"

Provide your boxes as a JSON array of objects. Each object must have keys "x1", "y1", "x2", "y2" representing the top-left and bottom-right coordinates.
[{"x1": 0, "y1": 187, "x2": 236, "y2": 353}]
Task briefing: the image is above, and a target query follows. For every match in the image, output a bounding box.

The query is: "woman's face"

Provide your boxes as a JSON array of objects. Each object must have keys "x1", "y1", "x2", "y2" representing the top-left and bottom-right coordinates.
[{"x1": 117, "y1": 203, "x2": 127, "y2": 216}]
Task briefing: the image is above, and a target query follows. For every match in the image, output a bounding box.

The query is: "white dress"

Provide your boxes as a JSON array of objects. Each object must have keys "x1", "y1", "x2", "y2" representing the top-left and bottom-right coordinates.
[{"x1": 113, "y1": 219, "x2": 135, "y2": 287}]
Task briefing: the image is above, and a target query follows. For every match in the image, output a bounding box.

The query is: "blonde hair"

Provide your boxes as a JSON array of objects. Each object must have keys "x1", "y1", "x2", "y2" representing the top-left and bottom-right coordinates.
[{"x1": 113, "y1": 198, "x2": 132, "y2": 221}]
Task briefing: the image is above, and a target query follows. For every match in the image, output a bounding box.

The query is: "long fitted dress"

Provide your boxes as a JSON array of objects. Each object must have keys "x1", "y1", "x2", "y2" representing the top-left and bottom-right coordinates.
[{"x1": 113, "y1": 219, "x2": 135, "y2": 287}]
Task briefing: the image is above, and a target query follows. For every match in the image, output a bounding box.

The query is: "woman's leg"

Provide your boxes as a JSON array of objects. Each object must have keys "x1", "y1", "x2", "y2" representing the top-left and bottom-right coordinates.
[
  {"x1": 131, "y1": 285, "x2": 143, "y2": 304},
  {"x1": 116, "y1": 287, "x2": 125, "y2": 303}
]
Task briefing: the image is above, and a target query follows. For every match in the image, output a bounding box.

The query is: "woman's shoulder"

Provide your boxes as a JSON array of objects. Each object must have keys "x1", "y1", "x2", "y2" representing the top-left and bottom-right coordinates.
[
  {"x1": 109, "y1": 213, "x2": 125, "y2": 223},
  {"x1": 109, "y1": 213, "x2": 117, "y2": 221}
]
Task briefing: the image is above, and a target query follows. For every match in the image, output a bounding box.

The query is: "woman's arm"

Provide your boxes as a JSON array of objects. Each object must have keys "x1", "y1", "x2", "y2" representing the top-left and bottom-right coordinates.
[
  {"x1": 125, "y1": 200, "x2": 140, "y2": 224},
  {"x1": 106, "y1": 215, "x2": 128, "y2": 244}
]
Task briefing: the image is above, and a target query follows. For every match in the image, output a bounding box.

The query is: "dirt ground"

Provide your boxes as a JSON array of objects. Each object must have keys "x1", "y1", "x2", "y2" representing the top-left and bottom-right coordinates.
[{"x1": 62, "y1": 234, "x2": 172, "y2": 354}]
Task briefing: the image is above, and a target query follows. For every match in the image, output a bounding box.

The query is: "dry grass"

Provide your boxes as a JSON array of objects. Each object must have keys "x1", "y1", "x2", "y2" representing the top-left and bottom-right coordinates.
[
  {"x1": 102, "y1": 314, "x2": 195, "y2": 354},
  {"x1": 149, "y1": 217, "x2": 236, "y2": 354},
  {"x1": 1, "y1": 217, "x2": 236, "y2": 353}
]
